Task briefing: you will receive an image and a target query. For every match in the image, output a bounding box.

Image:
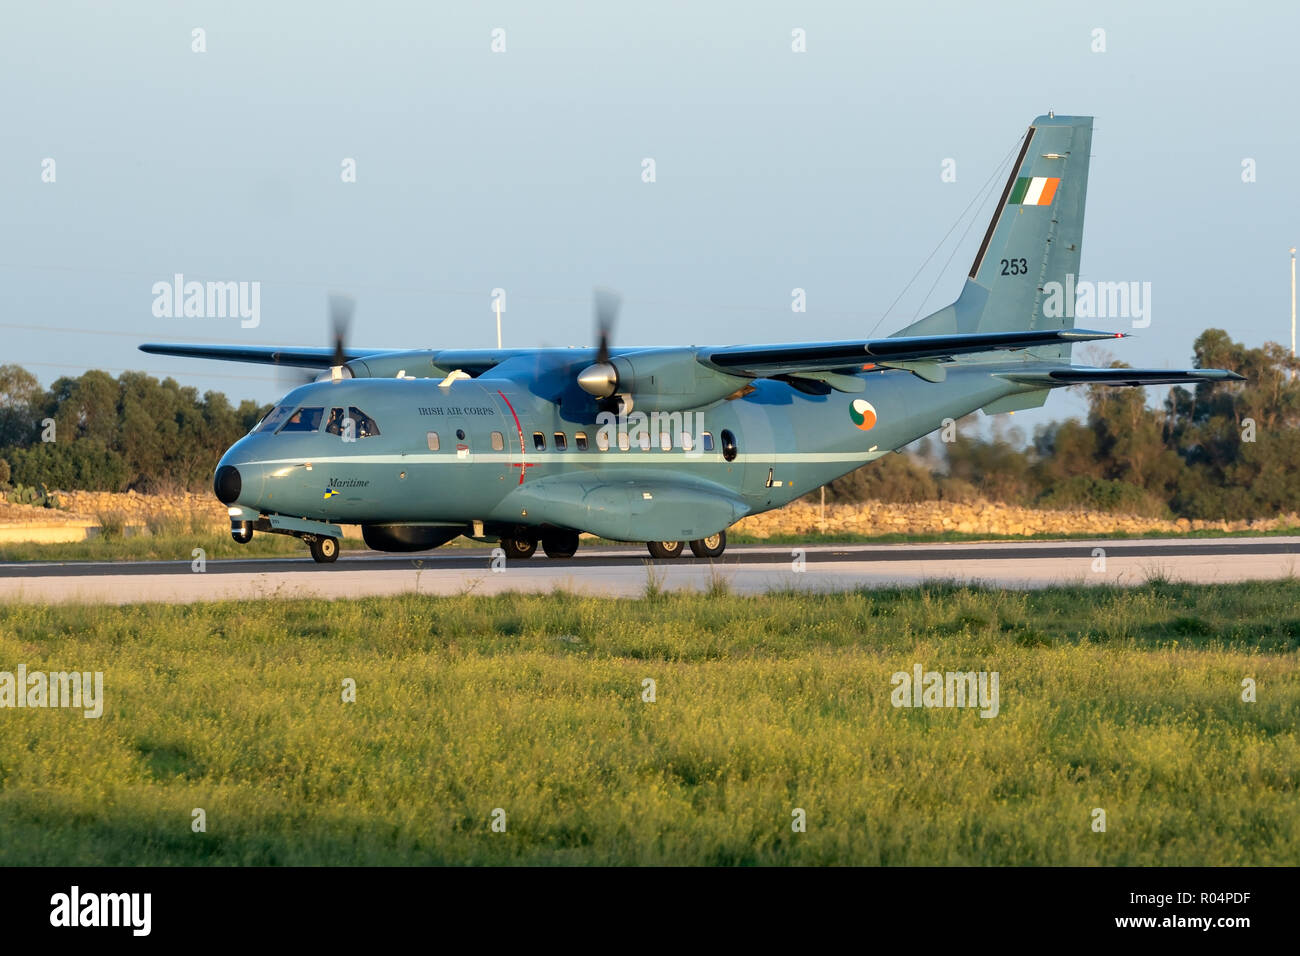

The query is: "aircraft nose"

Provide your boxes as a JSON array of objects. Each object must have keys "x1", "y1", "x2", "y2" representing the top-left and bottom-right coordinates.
[{"x1": 214, "y1": 465, "x2": 242, "y2": 504}]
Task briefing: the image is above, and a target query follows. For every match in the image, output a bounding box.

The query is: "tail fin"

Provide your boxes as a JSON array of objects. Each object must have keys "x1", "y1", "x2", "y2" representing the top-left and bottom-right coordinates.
[{"x1": 894, "y1": 114, "x2": 1093, "y2": 362}]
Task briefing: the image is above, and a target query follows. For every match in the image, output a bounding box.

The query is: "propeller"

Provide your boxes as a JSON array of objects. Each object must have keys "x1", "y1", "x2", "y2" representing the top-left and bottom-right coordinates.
[
  {"x1": 593, "y1": 287, "x2": 619, "y2": 366},
  {"x1": 578, "y1": 287, "x2": 621, "y2": 401},
  {"x1": 328, "y1": 292, "x2": 354, "y2": 370},
  {"x1": 276, "y1": 292, "x2": 356, "y2": 391}
]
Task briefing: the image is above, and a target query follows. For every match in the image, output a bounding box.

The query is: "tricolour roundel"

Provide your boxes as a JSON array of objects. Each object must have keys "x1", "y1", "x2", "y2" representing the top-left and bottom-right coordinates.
[{"x1": 849, "y1": 399, "x2": 877, "y2": 431}]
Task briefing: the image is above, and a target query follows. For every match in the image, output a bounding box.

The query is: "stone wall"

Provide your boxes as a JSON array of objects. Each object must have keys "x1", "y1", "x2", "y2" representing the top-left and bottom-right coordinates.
[
  {"x1": 0, "y1": 491, "x2": 228, "y2": 536},
  {"x1": 49, "y1": 490, "x2": 230, "y2": 529},
  {"x1": 732, "y1": 500, "x2": 1300, "y2": 538}
]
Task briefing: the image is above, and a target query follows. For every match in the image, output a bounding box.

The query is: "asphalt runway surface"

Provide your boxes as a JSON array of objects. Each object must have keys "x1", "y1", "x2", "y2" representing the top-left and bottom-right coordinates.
[{"x1": 3, "y1": 537, "x2": 1298, "y2": 603}]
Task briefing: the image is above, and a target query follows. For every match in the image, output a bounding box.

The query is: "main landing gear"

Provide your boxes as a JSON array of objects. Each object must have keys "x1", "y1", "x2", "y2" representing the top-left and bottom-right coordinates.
[
  {"x1": 498, "y1": 529, "x2": 728, "y2": 561},
  {"x1": 647, "y1": 531, "x2": 726, "y2": 560},
  {"x1": 501, "y1": 535, "x2": 538, "y2": 560},
  {"x1": 500, "y1": 529, "x2": 581, "y2": 559},
  {"x1": 646, "y1": 540, "x2": 685, "y2": 559},
  {"x1": 542, "y1": 529, "x2": 580, "y2": 559}
]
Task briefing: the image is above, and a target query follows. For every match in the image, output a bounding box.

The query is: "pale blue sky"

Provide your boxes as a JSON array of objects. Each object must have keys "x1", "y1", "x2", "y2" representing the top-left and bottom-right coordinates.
[{"x1": 2, "y1": 0, "x2": 1296, "y2": 439}]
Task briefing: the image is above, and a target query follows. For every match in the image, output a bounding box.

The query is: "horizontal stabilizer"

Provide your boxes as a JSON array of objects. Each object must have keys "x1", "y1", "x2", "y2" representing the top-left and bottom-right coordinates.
[{"x1": 1000, "y1": 367, "x2": 1245, "y2": 387}]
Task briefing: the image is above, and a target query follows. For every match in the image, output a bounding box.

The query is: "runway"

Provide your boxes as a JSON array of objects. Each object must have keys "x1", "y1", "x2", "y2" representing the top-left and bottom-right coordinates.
[{"x1": 2, "y1": 537, "x2": 1298, "y2": 603}]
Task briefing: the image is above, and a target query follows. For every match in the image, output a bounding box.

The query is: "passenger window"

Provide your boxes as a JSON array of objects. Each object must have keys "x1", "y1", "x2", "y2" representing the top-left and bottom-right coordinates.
[
  {"x1": 597, "y1": 431, "x2": 610, "y2": 451},
  {"x1": 575, "y1": 432, "x2": 588, "y2": 450},
  {"x1": 702, "y1": 432, "x2": 715, "y2": 452},
  {"x1": 348, "y1": 406, "x2": 381, "y2": 438},
  {"x1": 257, "y1": 405, "x2": 294, "y2": 433},
  {"x1": 638, "y1": 432, "x2": 651, "y2": 451},
  {"x1": 721, "y1": 429, "x2": 738, "y2": 462},
  {"x1": 554, "y1": 432, "x2": 567, "y2": 451},
  {"x1": 617, "y1": 432, "x2": 630, "y2": 451},
  {"x1": 427, "y1": 431, "x2": 439, "y2": 451},
  {"x1": 681, "y1": 431, "x2": 694, "y2": 452},
  {"x1": 325, "y1": 407, "x2": 346, "y2": 436},
  {"x1": 659, "y1": 432, "x2": 671, "y2": 451},
  {"x1": 279, "y1": 406, "x2": 324, "y2": 433},
  {"x1": 533, "y1": 432, "x2": 546, "y2": 450},
  {"x1": 491, "y1": 431, "x2": 504, "y2": 451}
]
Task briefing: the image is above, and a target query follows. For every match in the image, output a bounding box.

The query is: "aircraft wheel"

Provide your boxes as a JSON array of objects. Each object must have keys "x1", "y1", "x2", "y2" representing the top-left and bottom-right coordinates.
[
  {"x1": 542, "y1": 530, "x2": 579, "y2": 559},
  {"x1": 502, "y1": 535, "x2": 537, "y2": 560},
  {"x1": 231, "y1": 522, "x2": 253, "y2": 544},
  {"x1": 689, "y1": 531, "x2": 726, "y2": 559},
  {"x1": 647, "y1": 540, "x2": 685, "y2": 559},
  {"x1": 309, "y1": 535, "x2": 340, "y2": 563}
]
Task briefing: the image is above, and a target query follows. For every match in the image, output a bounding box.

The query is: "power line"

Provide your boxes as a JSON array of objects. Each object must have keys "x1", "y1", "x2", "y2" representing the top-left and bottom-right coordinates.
[
  {"x1": 14, "y1": 360, "x2": 282, "y2": 385},
  {"x1": 0, "y1": 262, "x2": 883, "y2": 321},
  {"x1": 865, "y1": 129, "x2": 1026, "y2": 338}
]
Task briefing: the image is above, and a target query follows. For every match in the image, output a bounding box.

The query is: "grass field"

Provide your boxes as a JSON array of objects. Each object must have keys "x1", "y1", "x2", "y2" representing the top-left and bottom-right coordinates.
[
  {"x1": 0, "y1": 582, "x2": 1296, "y2": 865},
  {"x1": 0, "y1": 531, "x2": 368, "y2": 563}
]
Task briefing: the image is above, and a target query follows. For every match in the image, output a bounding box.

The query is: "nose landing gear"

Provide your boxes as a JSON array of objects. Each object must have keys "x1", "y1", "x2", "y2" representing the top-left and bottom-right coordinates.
[{"x1": 307, "y1": 535, "x2": 340, "y2": 563}]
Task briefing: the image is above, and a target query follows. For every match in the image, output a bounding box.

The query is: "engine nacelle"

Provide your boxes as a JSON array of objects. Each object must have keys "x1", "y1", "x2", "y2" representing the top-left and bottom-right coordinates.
[
  {"x1": 361, "y1": 524, "x2": 462, "y2": 552},
  {"x1": 578, "y1": 348, "x2": 751, "y2": 412}
]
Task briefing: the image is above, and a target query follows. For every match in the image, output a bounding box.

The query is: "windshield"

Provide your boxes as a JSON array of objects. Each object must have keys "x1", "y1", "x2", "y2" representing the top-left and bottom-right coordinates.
[{"x1": 256, "y1": 405, "x2": 294, "y2": 433}]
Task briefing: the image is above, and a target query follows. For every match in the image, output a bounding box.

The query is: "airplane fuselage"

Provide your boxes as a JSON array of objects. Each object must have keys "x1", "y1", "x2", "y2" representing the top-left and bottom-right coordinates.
[{"x1": 216, "y1": 360, "x2": 1031, "y2": 543}]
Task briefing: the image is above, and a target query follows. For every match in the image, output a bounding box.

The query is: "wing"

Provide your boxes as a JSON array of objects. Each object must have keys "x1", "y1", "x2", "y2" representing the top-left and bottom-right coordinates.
[
  {"x1": 138, "y1": 344, "x2": 393, "y2": 369},
  {"x1": 701, "y1": 328, "x2": 1125, "y2": 375}
]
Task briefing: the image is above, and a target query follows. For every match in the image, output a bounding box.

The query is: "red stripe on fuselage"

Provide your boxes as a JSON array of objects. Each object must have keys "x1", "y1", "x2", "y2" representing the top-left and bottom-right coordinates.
[{"x1": 496, "y1": 389, "x2": 535, "y2": 485}]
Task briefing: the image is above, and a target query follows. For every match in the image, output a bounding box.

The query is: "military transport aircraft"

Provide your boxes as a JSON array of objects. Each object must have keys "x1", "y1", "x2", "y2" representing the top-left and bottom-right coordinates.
[{"x1": 141, "y1": 114, "x2": 1241, "y2": 564}]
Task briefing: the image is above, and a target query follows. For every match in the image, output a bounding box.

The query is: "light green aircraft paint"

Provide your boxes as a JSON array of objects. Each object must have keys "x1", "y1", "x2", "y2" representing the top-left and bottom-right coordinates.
[{"x1": 142, "y1": 115, "x2": 1242, "y2": 563}]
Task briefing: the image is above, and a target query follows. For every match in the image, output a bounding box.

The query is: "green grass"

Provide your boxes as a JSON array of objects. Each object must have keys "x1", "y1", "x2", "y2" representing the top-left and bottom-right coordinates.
[
  {"x1": 0, "y1": 532, "x2": 368, "y2": 563},
  {"x1": 0, "y1": 582, "x2": 1297, "y2": 865}
]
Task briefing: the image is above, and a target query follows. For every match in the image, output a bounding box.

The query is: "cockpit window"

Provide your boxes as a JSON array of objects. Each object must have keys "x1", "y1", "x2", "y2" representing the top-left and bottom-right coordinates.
[
  {"x1": 257, "y1": 405, "x2": 294, "y2": 433},
  {"x1": 348, "y1": 406, "x2": 380, "y2": 438},
  {"x1": 324, "y1": 407, "x2": 346, "y2": 436},
  {"x1": 279, "y1": 407, "x2": 324, "y2": 433}
]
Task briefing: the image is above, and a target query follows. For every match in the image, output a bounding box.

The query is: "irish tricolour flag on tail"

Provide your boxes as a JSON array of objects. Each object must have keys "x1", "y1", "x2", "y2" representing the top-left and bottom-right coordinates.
[{"x1": 1009, "y1": 176, "x2": 1060, "y2": 206}]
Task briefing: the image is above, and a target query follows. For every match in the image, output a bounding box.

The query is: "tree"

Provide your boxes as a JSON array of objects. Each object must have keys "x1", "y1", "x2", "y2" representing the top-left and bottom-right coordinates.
[{"x1": 0, "y1": 364, "x2": 42, "y2": 447}]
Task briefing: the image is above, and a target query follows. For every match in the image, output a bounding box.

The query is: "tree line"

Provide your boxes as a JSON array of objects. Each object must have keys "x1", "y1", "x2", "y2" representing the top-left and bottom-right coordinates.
[
  {"x1": 821, "y1": 329, "x2": 1300, "y2": 520},
  {"x1": 1, "y1": 328, "x2": 1295, "y2": 518},
  {"x1": 0, "y1": 365, "x2": 269, "y2": 494}
]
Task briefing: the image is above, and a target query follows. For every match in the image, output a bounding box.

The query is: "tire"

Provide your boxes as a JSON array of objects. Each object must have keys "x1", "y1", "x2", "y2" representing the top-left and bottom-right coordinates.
[
  {"x1": 542, "y1": 530, "x2": 579, "y2": 559},
  {"x1": 689, "y1": 531, "x2": 726, "y2": 559},
  {"x1": 231, "y1": 522, "x2": 253, "y2": 544},
  {"x1": 309, "y1": 535, "x2": 340, "y2": 563},
  {"x1": 647, "y1": 540, "x2": 685, "y2": 559},
  {"x1": 502, "y1": 536, "x2": 537, "y2": 560}
]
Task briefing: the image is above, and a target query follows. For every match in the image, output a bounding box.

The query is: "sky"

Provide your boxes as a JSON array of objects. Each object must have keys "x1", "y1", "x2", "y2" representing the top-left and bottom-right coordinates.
[{"x1": 3, "y1": 0, "x2": 1296, "y2": 440}]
